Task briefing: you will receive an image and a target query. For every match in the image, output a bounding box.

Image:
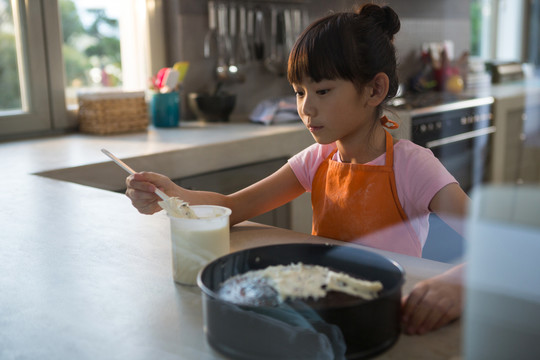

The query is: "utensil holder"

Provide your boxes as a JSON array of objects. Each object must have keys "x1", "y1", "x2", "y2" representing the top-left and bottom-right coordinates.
[{"x1": 151, "y1": 91, "x2": 180, "y2": 127}]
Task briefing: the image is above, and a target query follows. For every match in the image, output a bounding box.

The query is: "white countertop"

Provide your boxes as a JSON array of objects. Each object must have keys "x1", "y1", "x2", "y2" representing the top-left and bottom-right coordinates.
[
  {"x1": 9, "y1": 121, "x2": 314, "y2": 189},
  {"x1": 1, "y1": 121, "x2": 461, "y2": 359}
]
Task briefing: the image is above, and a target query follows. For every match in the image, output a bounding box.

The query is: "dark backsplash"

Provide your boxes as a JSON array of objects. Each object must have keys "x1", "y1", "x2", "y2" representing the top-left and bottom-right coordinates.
[{"x1": 165, "y1": 0, "x2": 470, "y2": 121}]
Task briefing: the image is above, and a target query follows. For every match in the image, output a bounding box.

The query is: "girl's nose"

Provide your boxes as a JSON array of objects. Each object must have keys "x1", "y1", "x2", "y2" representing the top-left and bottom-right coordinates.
[{"x1": 300, "y1": 96, "x2": 316, "y2": 117}]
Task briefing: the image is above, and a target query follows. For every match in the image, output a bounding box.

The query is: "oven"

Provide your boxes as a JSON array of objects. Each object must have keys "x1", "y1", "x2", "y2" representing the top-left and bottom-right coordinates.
[
  {"x1": 409, "y1": 97, "x2": 495, "y2": 193},
  {"x1": 389, "y1": 95, "x2": 495, "y2": 262}
]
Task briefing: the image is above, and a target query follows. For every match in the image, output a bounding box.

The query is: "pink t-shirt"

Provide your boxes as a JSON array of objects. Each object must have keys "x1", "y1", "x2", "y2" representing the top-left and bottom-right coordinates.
[{"x1": 288, "y1": 139, "x2": 457, "y2": 250}]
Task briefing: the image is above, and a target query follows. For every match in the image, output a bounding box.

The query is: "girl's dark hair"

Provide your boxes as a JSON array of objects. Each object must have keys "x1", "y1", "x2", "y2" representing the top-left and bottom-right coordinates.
[{"x1": 288, "y1": 4, "x2": 400, "y2": 102}]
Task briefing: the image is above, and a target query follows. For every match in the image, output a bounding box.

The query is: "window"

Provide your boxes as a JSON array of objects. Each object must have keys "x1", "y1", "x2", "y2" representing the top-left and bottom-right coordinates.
[
  {"x1": 527, "y1": 0, "x2": 540, "y2": 66},
  {"x1": 470, "y1": 0, "x2": 533, "y2": 64},
  {"x1": 0, "y1": 0, "x2": 156, "y2": 139},
  {"x1": 0, "y1": 0, "x2": 52, "y2": 137},
  {"x1": 0, "y1": 0, "x2": 25, "y2": 113},
  {"x1": 60, "y1": 0, "x2": 149, "y2": 108}
]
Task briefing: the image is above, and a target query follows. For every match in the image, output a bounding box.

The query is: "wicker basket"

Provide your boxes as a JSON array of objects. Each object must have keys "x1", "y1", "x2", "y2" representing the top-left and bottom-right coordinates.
[{"x1": 78, "y1": 91, "x2": 149, "y2": 134}]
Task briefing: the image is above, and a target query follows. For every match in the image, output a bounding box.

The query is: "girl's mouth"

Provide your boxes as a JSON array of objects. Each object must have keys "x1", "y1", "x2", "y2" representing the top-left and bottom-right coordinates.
[{"x1": 308, "y1": 125, "x2": 323, "y2": 132}]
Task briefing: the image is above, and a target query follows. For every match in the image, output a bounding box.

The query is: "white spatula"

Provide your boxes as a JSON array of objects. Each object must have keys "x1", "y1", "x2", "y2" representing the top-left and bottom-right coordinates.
[
  {"x1": 101, "y1": 149, "x2": 198, "y2": 218},
  {"x1": 101, "y1": 148, "x2": 169, "y2": 201}
]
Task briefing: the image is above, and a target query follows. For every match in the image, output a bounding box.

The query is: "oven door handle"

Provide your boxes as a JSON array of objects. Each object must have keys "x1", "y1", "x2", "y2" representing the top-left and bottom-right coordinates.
[{"x1": 425, "y1": 126, "x2": 496, "y2": 149}]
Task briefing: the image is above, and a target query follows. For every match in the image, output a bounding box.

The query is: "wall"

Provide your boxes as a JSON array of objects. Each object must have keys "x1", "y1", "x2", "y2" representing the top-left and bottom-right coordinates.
[{"x1": 165, "y1": 0, "x2": 470, "y2": 121}]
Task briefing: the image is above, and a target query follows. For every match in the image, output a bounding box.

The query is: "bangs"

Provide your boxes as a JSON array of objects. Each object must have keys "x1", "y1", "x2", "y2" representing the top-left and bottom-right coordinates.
[{"x1": 287, "y1": 14, "x2": 356, "y2": 85}]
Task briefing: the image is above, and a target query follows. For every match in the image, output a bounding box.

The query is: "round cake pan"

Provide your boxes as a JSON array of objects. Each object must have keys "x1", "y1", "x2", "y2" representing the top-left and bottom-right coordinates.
[{"x1": 198, "y1": 243, "x2": 405, "y2": 359}]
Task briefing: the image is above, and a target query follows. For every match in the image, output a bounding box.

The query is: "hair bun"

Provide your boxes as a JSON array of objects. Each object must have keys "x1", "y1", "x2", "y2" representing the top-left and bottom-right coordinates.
[
  {"x1": 356, "y1": 4, "x2": 400, "y2": 40},
  {"x1": 381, "y1": 6, "x2": 400, "y2": 38}
]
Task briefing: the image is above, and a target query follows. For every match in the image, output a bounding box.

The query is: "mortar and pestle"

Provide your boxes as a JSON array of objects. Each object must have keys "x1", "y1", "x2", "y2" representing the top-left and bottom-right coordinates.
[{"x1": 188, "y1": 82, "x2": 236, "y2": 122}]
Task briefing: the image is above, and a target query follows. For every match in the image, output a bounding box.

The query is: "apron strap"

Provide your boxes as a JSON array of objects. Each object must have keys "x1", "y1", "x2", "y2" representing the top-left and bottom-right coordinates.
[
  {"x1": 384, "y1": 129, "x2": 394, "y2": 168},
  {"x1": 380, "y1": 116, "x2": 399, "y2": 129}
]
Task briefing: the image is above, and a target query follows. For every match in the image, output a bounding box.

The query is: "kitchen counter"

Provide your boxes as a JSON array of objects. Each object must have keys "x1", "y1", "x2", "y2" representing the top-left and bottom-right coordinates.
[
  {"x1": 0, "y1": 211, "x2": 460, "y2": 360},
  {"x1": 9, "y1": 121, "x2": 315, "y2": 191},
  {"x1": 473, "y1": 76, "x2": 540, "y2": 99},
  {"x1": 0, "y1": 121, "x2": 461, "y2": 359}
]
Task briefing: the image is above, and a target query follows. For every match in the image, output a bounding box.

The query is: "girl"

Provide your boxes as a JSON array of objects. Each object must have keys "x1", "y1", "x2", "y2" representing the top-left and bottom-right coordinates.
[{"x1": 126, "y1": 4, "x2": 466, "y2": 335}]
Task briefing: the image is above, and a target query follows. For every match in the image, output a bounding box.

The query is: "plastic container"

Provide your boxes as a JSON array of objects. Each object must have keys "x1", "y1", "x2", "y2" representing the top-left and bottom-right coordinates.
[{"x1": 169, "y1": 205, "x2": 231, "y2": 285}]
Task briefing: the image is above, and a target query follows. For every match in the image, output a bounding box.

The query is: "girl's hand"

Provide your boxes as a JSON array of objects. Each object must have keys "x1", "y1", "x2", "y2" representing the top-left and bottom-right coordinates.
[
  {"x1": 400, "y1": 265, "x2": 464, "y2": 335},
  {"x1": 125, "y1": 171, "x2": 178, "y2": 214}
]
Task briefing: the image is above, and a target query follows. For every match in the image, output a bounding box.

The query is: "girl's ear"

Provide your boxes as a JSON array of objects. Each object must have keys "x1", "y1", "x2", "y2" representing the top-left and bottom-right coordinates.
[{"x1": 366, "y1": 72, "x2": 389, "y2": 107}]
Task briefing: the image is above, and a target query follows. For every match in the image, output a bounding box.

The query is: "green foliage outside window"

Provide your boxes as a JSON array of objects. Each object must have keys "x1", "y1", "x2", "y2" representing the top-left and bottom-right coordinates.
[
  {"x1": 0, "y1": 33, "x2": 22, "y2": 110},
  {"x1": 470, "y1": 0, "x2": 482, "y2": 57},
  {"x1": 60, "y1": 0, "x2": 122, "y2": 89},
  {"x1": 0, "y1": 0, "x2": 123, "y2": 112},
  {"x1": 0, "y1": 0, "x2": 22, "y2": 111}
]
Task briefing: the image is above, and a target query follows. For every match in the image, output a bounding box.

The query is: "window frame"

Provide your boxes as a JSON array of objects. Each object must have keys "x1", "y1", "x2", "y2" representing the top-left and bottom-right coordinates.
[
  {"x1": 0, "y1": 0, "x2": 65, "y2": 139},
  {"x1": 1, "y1": 0, "x2": 164, "y2": 140},
  {"x1": 472, "y1": 0, "x2": 529, "y2": 62}
]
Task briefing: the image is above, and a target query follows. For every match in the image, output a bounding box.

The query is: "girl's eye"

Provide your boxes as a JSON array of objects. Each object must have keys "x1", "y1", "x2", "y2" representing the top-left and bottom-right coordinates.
[
  {"x1": 294, "y1": 90, "x2": 305, "y2": 97},
  {"x1": 316, "y1": 89, "x2": 330, "y2": 95}
]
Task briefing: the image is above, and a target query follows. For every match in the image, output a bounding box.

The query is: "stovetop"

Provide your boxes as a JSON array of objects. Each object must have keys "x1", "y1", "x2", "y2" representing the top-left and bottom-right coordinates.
[
  {"x1": 386, "y1": 91, "x2": 494, "y2": 117},
  {"x1": 387, "y1": 91, "x2": 477, "y2": 110}
]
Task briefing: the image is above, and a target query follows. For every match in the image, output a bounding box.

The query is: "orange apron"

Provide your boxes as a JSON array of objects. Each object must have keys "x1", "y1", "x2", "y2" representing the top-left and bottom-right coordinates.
[{"x1": 311, "y1": 122, "x2": 421, "y2": 257}]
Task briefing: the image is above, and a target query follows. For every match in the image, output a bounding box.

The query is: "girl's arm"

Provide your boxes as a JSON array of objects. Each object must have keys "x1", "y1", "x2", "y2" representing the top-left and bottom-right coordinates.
[
  {"x1": 126, "y1": 163, "x2": 306, "y2": 226},
  {"x1": 225, "y1": 164, "x2": 307, "y2": 225},
  {"x1": 401, "y1": 182, "x2": 469, "y2": 335},
  {"x1": 429, "y1": 182, "x2": 470, "y2": 236}
]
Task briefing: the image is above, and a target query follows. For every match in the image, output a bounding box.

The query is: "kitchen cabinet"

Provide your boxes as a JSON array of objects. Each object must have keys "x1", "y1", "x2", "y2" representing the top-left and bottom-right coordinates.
[
  {"x1": 492, "y1": 93, "x2": 540, "y2": 184},
  {"x1": 175, "y1": 158, "x2": 290, "y2": 228},
  {"x1": 176, "y1": 158, "x2": 312, "y2": 233}
]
